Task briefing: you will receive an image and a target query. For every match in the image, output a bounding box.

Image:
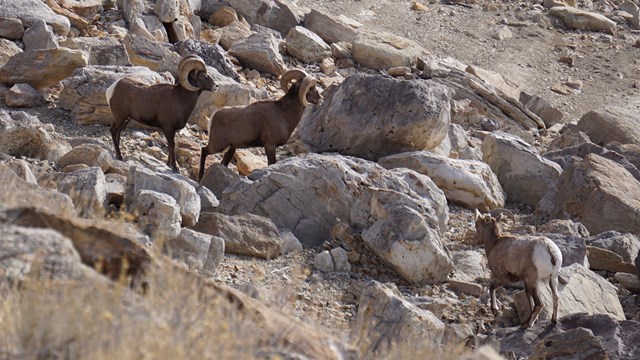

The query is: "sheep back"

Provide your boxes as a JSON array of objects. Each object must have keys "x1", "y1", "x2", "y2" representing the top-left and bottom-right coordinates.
[{"x1": 487, "y1": 236, "x2": 562, "y2": 282}]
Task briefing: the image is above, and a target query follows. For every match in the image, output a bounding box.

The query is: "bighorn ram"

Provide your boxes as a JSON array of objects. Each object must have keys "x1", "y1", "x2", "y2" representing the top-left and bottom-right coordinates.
[
  {"x1": 475, "y1": 209, "x2": 563, "y2": 328},
  {"x1": 198, "y1": 69, "x2": 322, "y2": 180},
  {"x1": 106, "y1": 55, "x2": 217, "y2": 171}
]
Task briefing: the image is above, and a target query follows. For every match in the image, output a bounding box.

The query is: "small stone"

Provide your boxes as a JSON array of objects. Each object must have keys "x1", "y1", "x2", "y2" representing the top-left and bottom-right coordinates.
[
  {"x1": 4, "y1": 83, "x2": 43, "y2": 108},
  {"x1": 314, "y1": 250, "x2": 334, "y2": 272},
  {"x1": 411, "y1": 2, "x2": 429, "y2": 11},
  {"x1": 564, "y1": 80, "x2": 583, "y2": 90},
  {"x1": 559, "y1": 55, "x2": 574, "y2": 66},
  {"x1": 493, "y1": 25, "x2": 513, "y2": 40},
  {"x1": 614, "y1": 272, "x2": 640, "y2": 293},
  {"x1": 448, "y1": 280, "x2": 483, "y2": 297},
  {"x1": 387, "y1": 66, "x2": 410, "y2": 77},
  {"x1": 331, "y1": 247, "x2": 351, "y2": 272},
  {"x1": 320, "y1": 57, "x2": 336, "y2": 75},
  {"x1": 551, "y1": 83, "x2": 573, "y2": 95}
]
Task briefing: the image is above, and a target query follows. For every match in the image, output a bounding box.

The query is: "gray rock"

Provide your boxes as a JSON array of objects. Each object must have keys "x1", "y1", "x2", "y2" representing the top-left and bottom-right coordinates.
[
  {"x1": 131, "y1": 189, "x2": 182, "y2": 242},
  {"x1": 529, "y1": 327, "x2": 607, "y2": 360},
  {"x1": 450, "y1": 250, "x2": 490, "y2": 283},
  {"x1": 204, "y1": 235, "x2": 225, "y2": 274},
  {"x1": 123, "y1": 34, "x2": 180, "y2": 75},
  {"x1": 58, "y1": 167, "x2": 107, "y2": 219},
  {"x1": 199, "y1": 163, "x2": 241, "y2": 199},
  {"x1": 514, "y1": 264, "x2": 625, "y2": 324},
  {"x1": 4, "y1": 83, "x2": 43, "y2": 108},
  {"x1": 105, "y1": 173, "x2": 126, "y2": 208},
  {"x1": 0, "y1": 48, "x2": 87, "y2": 89},
  {"x1": 298, "y1": 74, "x2": 451, "y2": 161},
  {"x1": 483, "y1": 131, "x2": 562, "y2": 208},
  {"x1": 448, "y1": 123, "x2": 483, "y2": 161},
  {"x1": 549, "y1": 6, "x2": 616, "y2": 33},
  {"x1": 538, "y1": 154, "x2": 640, "y2": 236},
  {"x1": 170, "y1": 15, "x2": 197, "y2": 42},
  {"x1": 538, "y1": 219, "x2": 590, "y2": 237},
  {"x1": 59, "y1": 65, "x2": 173, "y2": 126},
  {"x1": 285, "y1": 26, "x2": 331, "y2": 63},
  {"x1": 35, "y1": 139, "x2": 72, "y2": 163},
  {"x1": 165, "y1": 228, "x2": 212, "y2": 271},
  {"x1": 217, "y1": 20, "x2": 252, "y2": 50},
  {"x1": 589, "y1": 231, "x2": 640, "y2": 264},
  {"x1": 123, "y1": 0, "x2": 145, "y2": 26},
  {"x1": 0, "y1": 225, "x2": 99, "y2": 285},
  {"x1": 389, "y1": 168, "x2": 449, "y2": 234},
  {"x1": 0, "y1": 0, "x2": 70, "y2": 35},
  {"x1": 578, "y1": 106, "x2": 640, "y2": 148},
  {"x1": 0, "y1": 38, "x2": 22, "y2": 68},
  {"x1": 304, "y1": 9, "x2": 361, "y2": 44},
  {"x1": 173, "y1": 39, "x2": 240, "y2": 81},
  {"x1": 197, "y1": 185, "x2": 219, "y2": 210},
  {"x1": 89, "y1": 44, "x2": 131, "y2": 66},
  {"x1": 22, "y1": 20, "x2": 57, "y2": 51},
  {"x1": 545, "y1": 234, "x2": 589, "y2": 267},
  {"x1": 125, "y1": 166, "x2": 201, "y2": 227},
  {"x1": 0, "y1": 110, "x2": 51, "y2": 158},
  {"x1": 314, "y1": 250, "x2": 334, "y2": 272},
  {"x1": 154, "y1": 0, "x2": 180, "y2": 23},
  {"x1": 57, "y1": 143, "x2": 113, "y2": 172},
  {"x1": 0, "y1": 17, "x2": 24, "y2": 40},
  {"x1": 228, "y1": 32, "x2": 287, "y2": 76},
  {"x1": 587, "y1": 246, "x2": 637, "y2": 274},
  {"x1": 6, "y1": 159, "x2": 37, "y2": 185},
  {"x1": 191, "y1": 212, "x2": 282, "y2": 259},
  {"x1": 380, "y1": 152, "x2": 505, "y2": 211},
  {"x1": 351, "y1": 281, "x2": 445, "y2": 357},
  {"x1": 330, "y1": 247, "x2": 351, "y2": 272},
  {"x1": 280, "y1": 229, "x2": 303, "y2": 254},
  {"x1": 142, "y1": 14, "x2": 169, "y2": 42},
  {"x1": 520, "y1": 91, "x2": 566, "y2": 127},
  {"x1": 353, "y1": 30, "x2": 425, "y2": 70}
]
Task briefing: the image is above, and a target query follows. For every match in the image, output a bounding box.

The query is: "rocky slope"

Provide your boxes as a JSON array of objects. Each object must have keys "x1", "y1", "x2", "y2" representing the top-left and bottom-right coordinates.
[{"x1": 1, "y1": 0, "x2": 640, "y2": 359}]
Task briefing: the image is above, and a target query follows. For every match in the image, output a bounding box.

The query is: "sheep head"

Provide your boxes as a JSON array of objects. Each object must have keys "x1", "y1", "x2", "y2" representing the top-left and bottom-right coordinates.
[
  {"x1": 178, "y1": 55, "x2": 217, "y2": 92},
  {"x1": 280, "y1": 69, "x2": 323, "y2": 107},
  {"x1": 474, "y1": 208, "x2": 516, "y2": 251}
]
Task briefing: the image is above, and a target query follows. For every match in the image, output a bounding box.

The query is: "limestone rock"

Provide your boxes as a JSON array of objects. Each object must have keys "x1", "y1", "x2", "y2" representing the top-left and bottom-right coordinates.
[
  {"x1": 170, "y1": 15, "x2": 196, "y2": 42},
  {"x1": 204, "y1": 235, "x2": 225, "y2": 274},
  {"x1": 125, "y1": 166, "x2": 201, "y2": 227},
  {"x1": 280, "y1": 229, "x2": 303, "y2": 254},
  {"x1": 0, "y1": 110, "x2": 50, "y2": 158},
  {"x1": 545, "y1": 234, "x2": 589, "y2": 267},
  {"x1": 123, "y1": 0, "x2": 145, "y2": 26},
  {"x1": 173, "y1": 39, "x2": 240, "y2": 81},
  {"x1": 154, "y1": 0, "x2": 180, "y2": 23},
  {"x1": 123, "y1": 34, "x2": 180, "y2": 75},
  {"x1": 191, "y1": 212, "x2": 282, "y2": 259},
  {"x1": 351, "y1": 281, "x2": 445, "y2": 356},
  {"x1": 285, "y1": 26, "x2": 331, "y2": 63},
  {"x1": 538, "y1": 154, "x2": 640, "y2": 236},
  {"x1": 59, "y1": 65, "x2": 173, "y2": 126},
  {"x1": 0, "y1": 38, "x2": 22, "y2": 68},
  {"x1": 131, "y1": 189, "x2": 182, "y2": 242},
  {"x1": 0, "y1": 17, "x2": 24, "y2": 40},
  {"x1": 614, "y1": 272, "x2": 640, "y2": 292},
  {"x1": 514, "y1": 264, "x2": 625, "y2": 323},
  {"x1": 199, "y1": 163, "x2": 241, "y2": 200},
  {"x1": 0, "y1": 225, "x2": 99, "y2": 284},
  {"x1": 330, "y1": 247, "x2": 351, "y2": 272},
  {"x1": 379, "y1": 152, "x2": 505, "y2": 211},
  {"x1": 0, "y1": 48, "x2": 87, "y2": 89},
  {"x1": 165, "y1": 228, "x2": 213, "y2": 271},
  {"x1": 4, "y1": 83, "x2": 43, "y2": 108},
  {"x1": 0, "y1": 0, "x2": 70, "y2": 35},
  {"x1": 60, "y1": 36, "x2": 120, "y2": 54},
  {"x1": 520, "y1": 91, "x2": 566, "y2": 127},
  {"x1": 56, "y1": 143, "x2": 113, "y2": 172},
  {"x1": 549, "y1": 6, "x2": 616, "y2": 33},
  {"x1": 483, "y1": 131, "x2": 562, "y2": 208},
  {"x1": 217, "y1": 20, "x2": 252, "y2": 50},
  {"x1": 539, "y1": 219, "x2": 590, "y2": 237},
  {"x1": 314, "y1": 250, "x2": 334, "y2": 272},
  {"x1": 209, "y1": 6, "x2": 237, "y2": 27},
  {"x1": 23, "y1": 20, "x2": 57, "y2": 51},
  {"x1": 298, "y1": 74, "x2": 451, "y2": 160},
  {"x1": 587, "y1": 246, "x2": 636, "y2": 274},
  {"x1": 529, "y1": 327, "x2": 607, "y2": 360},
  {"x1": 58, "y1": 167, "x2": 107, "y2": 219},
  {"x1": 352, "y1": 30, "x2": 425, "y2": 70},
  {"x1": 229, "y1": 32, "x2": 287, "y2": 76},
  {"x1": 6, "y1": 159, "x2": 37, "y2": 185},
  {"x1": 89, "y1": 44, "x2": 131, "y2": 66},
  {"x1": 105, "y1": 173, "x2": 126, "y2": 208},
  {"x1": 577, "y1": 106, "x2": 640, "y2": 147},
  {"x1": 449, "y1": 250, "x2": 490, "y2": 282},
  {"x1": 304, "y1": 9, "x2": 361, "y2": 44},
  {"x1": 588, "y1": 231, "x2": 640, "y2": 264}
]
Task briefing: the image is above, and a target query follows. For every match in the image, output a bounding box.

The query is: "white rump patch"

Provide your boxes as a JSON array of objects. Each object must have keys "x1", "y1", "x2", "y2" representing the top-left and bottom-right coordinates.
[{"x1": 105, "y1": 79, "x2": 122, "y2": 108}]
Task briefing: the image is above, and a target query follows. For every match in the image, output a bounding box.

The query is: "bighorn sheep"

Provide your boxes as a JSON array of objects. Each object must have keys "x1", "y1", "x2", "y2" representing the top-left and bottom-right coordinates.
[
  {"x1": 106, "y1": 55, "x2": 217, "y2": 171},
  {"x1": 198, "y1": 69, "x2": 322, "y2": 180},
  {"x1": 475, "y1": 209, "x2": 563, "y2": 328}
]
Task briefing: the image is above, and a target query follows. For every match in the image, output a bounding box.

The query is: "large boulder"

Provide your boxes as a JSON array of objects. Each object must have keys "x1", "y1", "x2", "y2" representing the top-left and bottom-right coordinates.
[
  {"x1": 577, "y1": 106, "x2": 640, "y2": 147},
  {"x1": 538, "y1": 154, "x2": 640, "y2": 236},
  {"x1": 0, "y1": 110, "x2": 51, "y2": 158},
  {"x1": 285, "y1": 26, "x2": 331, "y2": 63},
  {"x1": 130, "y1": 189, "x2": 182, "y2": 242},
  {"x1": 298, "y1": 74, "x2": 451, "y2": 161},
  {"x1": 173, "y1": 39, "x2": 240, "y2": 81},
  {"x1": 0, "y1": 38, "x2": 22, "y2": 68},
  {"x1": 57, "y1": 167, "x2": 108, "y2": 219},
  {"x1": 191, "y1": 212, "x2": 282, "y2": 259},
  {"x1": 228, "y1": 32, "x2": 287, "y2": 76},
  {"x1": 59, "y1": 65, "x2": 173, "y2": 125},
  {"x1": 304, "y1": 9, "x2": 361, "y2": 44},
  {"x1": 125, "y1": 166, "x2": 201, "y2": 227},
  {"x1": 588, "y1": 231, "x2": 640, "y2": 264},
  {"x1": 0, "y1": 48, "x2": 87, "y2": 89},
  {"x1": 123, "y1": 34, "x2": 180, "y2": 75},
  {"x1": 352, "y1": 30, "x2": 425, "y2": 70},
  {"x1": 4, "y1": 83, "x2": 43, "y2": 108},
  {"x1": 165, "y1": 228, "x2": 215, "y2": 271},
  {"x1": 217, "y1": 20, "x2": 252, "y2": 50},
  {"x1": 0, "y1": 17, "x2": 24, "y2": 40},
  {"x1": 0, "y1": 0, "x2": 70, "y2": 35},
  {"x1": 218, "y1": 154, "x2": 453, "y2": 284},
  {"x1": 483, "y1": 131, "x2": 562, "y2": 208},
  {"x1": 0, "y1": 225, "x2": 100, "y2": 285},
  {"x1": 56, "y1": 143, "x2": 113, "y2": 172},
  {"x1": 549, "y1": 6, "x2": 616, "y2": 33},
  {"x1": 351, "y1": 281, "x2": 445, "y2": 357},
  {"x1": 379, "y1": 152, "x2": 505, "y2": 211},
  {"x1": 22, "y1": 19, "x2": 58, "y2": 51},
  {"x1": 514, "y1": 264, "x2": 625, "y2": 323}
]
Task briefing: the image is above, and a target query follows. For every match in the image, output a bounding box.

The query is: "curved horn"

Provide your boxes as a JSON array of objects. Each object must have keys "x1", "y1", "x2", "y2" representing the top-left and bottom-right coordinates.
[
  {"x1": 280, "y1": 69, "x2": 307, "y2": 91},
  {"x1": 489, "y1": 208, "x2": 516, "y2": 224},
  {"x1": 178, "y1": 55, "x2": 207, "y2": 92},
  {"x1": 298, "y1": 75, "x2": 317, "y2": 108}
]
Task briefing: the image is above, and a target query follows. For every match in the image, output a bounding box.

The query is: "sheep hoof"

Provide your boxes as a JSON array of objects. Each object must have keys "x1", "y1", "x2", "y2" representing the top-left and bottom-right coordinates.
[{"x1": 491, "y1": 308, "x2": 499, "y2": 316}]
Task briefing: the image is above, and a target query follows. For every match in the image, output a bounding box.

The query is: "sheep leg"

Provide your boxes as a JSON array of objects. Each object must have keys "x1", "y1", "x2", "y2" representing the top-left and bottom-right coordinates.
[
  {"x1": 265, "y1": 145, "x2": 277, "y2": 165},
  {"x1": 109, "y1": 117, "x2": 129, "y2": 160},
  {"x1": 221, "y1": 146, "x2": 236, "y2": 166},
  {"x1": 489, "y1": 278, "x2": 509, "y2": 316},
  {"x1": 198, "y1": 147, "x2": 209, "y2": 181},
  {"x1": 550, "y1": 276, "x2": 559, "y2": 324},
  {"x1": 524, "y1": 283, "x2": 544, "y2": 328},
  {"x1": 164, "y1": 130, "x2": 178, "y2": 172}
]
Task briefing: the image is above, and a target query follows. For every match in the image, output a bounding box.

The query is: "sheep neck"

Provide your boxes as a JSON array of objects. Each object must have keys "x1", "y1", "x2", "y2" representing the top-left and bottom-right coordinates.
[{"x1": 279, "y1": 89, "x2": 306, "y2": 132}]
